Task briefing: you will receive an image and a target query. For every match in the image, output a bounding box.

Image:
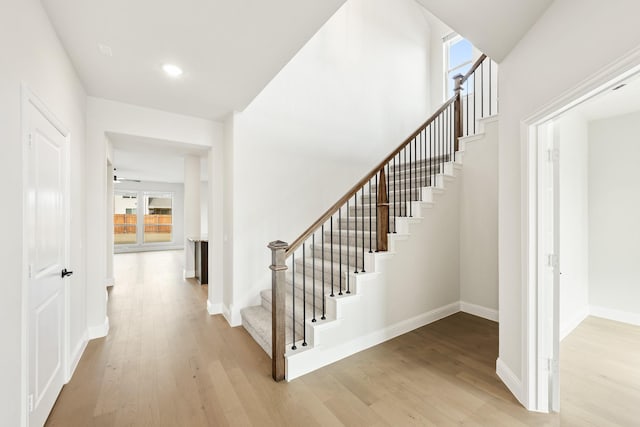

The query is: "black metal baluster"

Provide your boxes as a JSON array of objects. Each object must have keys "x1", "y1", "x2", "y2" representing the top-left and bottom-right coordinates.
[
  {"x1": 393, "y1": 158, "x2": 396, "y2": 232},
  {"x1": 409, "y1": 141, "x2": 412, "y2": 217},
  {"x1": 339, "y1": 207, "x2": 343, "y2": 295},
  {"x1": 302, "y1": 243, "x2": 307, "y2": 346},
  {"x1": 330, "y1": 216, "x2": 334, "y2": 297},
  {"x1": 354, "y1": 192, "x2": 358, "y2": 274},
  {"x1": 375, "y1": 174, "x2": 379, "y2": 251},
  {"x1": 387, "y1": 163, "x2": 391, "y2": 233},
  {"x1": 466, "y1": 79, "x2": 469, "y2": 136},
  {"x1": 369, "y1": 179, "x2": 373, "y2": 253},
  {"x1": 481, "y1": 61, "x2": 484, "y2": 119},
  {"x1": 346, "y1": 199, "x2": 350, "y2": 294},
  {"x1": 321, "y1": 224, "x2": 326, "y2": 320},
  {"x1": 361, "y1": 186, "x2": 365, "y2": 272},
  {"x1": 292, "y1": 253, "x2": 297, "y2": 350},
  {"x1": 473, "y1": 71, "x2": 477, "y2": 134},
  {"x1": 404, "y1": 148, "x2": 407, "y2": 217},
  {"x1": 489, "y1": 60, "x2": 492, "y2": 115},
  {"x1": 312, "y1": 234, "x2": 316, "y2": 323}
]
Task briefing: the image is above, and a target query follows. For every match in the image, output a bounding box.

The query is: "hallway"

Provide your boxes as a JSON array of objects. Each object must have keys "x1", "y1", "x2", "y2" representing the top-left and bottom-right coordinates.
[{"x1": 46, "y1": 251, "x2": 557, "y2": 426}]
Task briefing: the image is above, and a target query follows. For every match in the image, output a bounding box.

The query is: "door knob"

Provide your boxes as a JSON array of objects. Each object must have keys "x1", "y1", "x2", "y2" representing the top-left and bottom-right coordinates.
[{"x1": 61, "y1": 268, "x2": 74, "y2": 278}]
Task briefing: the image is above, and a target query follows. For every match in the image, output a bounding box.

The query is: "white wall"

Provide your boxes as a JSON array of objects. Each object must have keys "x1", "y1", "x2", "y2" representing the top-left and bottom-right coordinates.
[
  {"x1": 497, "y1": 0, "x2": 640, "y2": 406},
  {"x1": 85, "y1": 97, "x2": 223, "y2": 338},
  {"x1": 200, "y1": 181, "x2": 209, "y2": 236},
  {"x1": 112, "y1": 181, "x2": 186, "y2": 252},
  {"x1": 0, "y1": 0, "x2": 87, "y2": 424},
  {"x1": 459, "y1": 118, "x2": 499, "y2": 317},
  {"x1": 556, "y1": 112, "x2": 590, "y2": 339},
  {"x1": 588, "y1": 111, "x2": 640, "y2": 321},
  {"x1": 224, "y1": 0, "x2": 434, "y2": 324}
]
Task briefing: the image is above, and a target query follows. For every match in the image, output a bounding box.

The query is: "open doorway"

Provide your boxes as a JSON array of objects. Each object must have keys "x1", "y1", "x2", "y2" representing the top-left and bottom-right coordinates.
[{"x1": 524, "y1": 57, "x2": 640, "y2": 417}]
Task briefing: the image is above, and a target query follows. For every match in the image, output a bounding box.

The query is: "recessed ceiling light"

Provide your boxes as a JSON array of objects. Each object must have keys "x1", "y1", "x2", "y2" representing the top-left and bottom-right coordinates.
[{"x1": 162, "y1": 63, "x2": 183, "y2": 78}]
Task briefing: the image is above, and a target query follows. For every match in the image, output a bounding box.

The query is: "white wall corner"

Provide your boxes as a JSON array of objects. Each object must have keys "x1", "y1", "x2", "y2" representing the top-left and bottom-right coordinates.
[
  {"x1": 223, "y1": 304, "x2": 242, "y2": 327},
  {"x1": 560, "y1": 305, "x2": 589, "y2": 341},
  {"x1": 87, "y1": 316, "x2": 110, "y2": 339},
  {"x1": 207, "y1": 299, "x2": 223, "y2": 315},
  {"x1": 105, "y1": 277, "x2": 115, "y2": 287},
  {"x1": 496, "y1": 357, "x2": 524, "y2": 407},
  {"x1": 460, "y1": 301, "x2": 499, "y2": 322},
  {"x1": 590, "y1": 305, "x2": 640, "y2": 327}
]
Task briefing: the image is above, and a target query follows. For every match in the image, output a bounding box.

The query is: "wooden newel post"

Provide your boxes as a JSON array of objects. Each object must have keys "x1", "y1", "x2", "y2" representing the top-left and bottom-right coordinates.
[
  {"x1": 268, "y1": 240, "x2": 288, "y2": 381},
  {"x1": 376, "y1": 168, "x2": 389, "y2": 251},
  {"x1": 453, "y1": 73, "x2": 464, "y2": 153}
]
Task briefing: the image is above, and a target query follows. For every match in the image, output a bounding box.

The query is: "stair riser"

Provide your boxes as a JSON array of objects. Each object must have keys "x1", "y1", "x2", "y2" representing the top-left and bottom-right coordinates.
[
  {"x1": 291, "y1": 265, "x2": 354, "y2": 290},
  {"x1": 349, "y1": 206, "x2": 407, "y2": 217},
  {"x1": 310, "y1": 245, "x2": 376, "y2": 264},
  {"x1": 371, "y1": 177, "x2": 434, "y2": 193},
  {"x1": 338, "y1": 219, "x2": 394, "y2": 233},
  {"x1": 389, "y1": 157, "x2": 450, "y2": 173},
  {"x1": 261, "y1": 292, "x2": 335, "y2": 343},
  {"x1": 359, "y1": 190, "x2": 422, "y2": 205}
]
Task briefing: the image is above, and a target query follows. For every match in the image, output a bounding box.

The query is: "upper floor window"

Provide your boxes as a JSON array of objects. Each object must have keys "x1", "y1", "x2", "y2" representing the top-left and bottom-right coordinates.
[{"x1": 444, "y1": 34, "x2": 474, "y2": 99}]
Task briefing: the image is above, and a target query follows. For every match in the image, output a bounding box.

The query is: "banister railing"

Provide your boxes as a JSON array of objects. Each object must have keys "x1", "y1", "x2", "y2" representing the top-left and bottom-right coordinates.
[{"x1": 269, "y1": 54, "x2": 497, "y2": 381}]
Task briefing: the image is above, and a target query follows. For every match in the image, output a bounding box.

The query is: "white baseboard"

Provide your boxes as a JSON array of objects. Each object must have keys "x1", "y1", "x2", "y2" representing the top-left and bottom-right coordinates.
[
  {"x1": 590, "y1": 305, "x2": 640, "y2": 326},
  {"x1": 67, "y1": 334, "x2": 88, "y2": 382},
  {"x1": 286, "y1": 302, "x2": 460, "y2": 380},
  {"x1": 223, "y1": 304, "x2": 242, "y2": 327},
  {"x1": 184, "y1": 269, "x2": 195, "y2": 279},
  {"x1": 560, "y1": 306, "x2": 589, "y2": 341},
  {"x1": 496, "y1": 357, "x2": 524, "y2": 406},
  {"x1": 207, "y1": 299, "x2": 223, "y2": 315},
  {"x1": 88, "y1": 316, "x2": 110, "y2": 339},
  {"x1": 460, "y1": 301, "x2": 499, "y2": 322},
  {"x1": 105, "y1": 277, "x2": 115, "y2": 287}
]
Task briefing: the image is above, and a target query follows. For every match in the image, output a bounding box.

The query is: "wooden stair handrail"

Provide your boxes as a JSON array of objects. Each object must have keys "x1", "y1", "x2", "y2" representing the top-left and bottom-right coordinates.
[
  {"x1": 460, "y1": 54, "x2": 487, "y2": 85},
  {"x1": 285, "y1": 95, "x2": 457, "y2": 257}
]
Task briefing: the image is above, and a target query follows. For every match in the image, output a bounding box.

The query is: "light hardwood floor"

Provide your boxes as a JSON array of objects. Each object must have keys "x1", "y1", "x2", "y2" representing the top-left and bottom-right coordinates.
[{"x1": 46, "y1": 251, "x2": 638, "y2": 426}]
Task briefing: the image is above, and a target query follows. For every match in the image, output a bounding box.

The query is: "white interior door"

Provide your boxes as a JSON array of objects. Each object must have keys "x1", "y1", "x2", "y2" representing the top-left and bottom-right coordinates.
[
  {"x1": 26, "y1": 100, "x2": 69, "y2": 426},
  {"x1": 537, "y1": 120, "x2": 560, "y2": 413}
]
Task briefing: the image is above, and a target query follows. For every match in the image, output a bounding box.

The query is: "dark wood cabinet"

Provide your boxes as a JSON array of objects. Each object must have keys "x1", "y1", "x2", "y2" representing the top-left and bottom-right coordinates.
[{"x1": 192, "y1": 239, "x2": 208, "y2": 285}]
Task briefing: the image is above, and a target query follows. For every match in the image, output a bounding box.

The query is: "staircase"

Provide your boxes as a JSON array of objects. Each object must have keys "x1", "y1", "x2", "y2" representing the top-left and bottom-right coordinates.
[
  {"x1": 241, "y1": 54, "x2": 497, "y2": 381},
  {"x1": 241, "y1": 156, "x2": 462, "y2": 372}
]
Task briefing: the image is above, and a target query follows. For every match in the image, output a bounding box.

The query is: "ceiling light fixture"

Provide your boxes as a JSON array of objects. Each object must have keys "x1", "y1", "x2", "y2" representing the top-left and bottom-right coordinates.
[{"x1": 162, "y1": 63, "x2": 183, "y2": 78}]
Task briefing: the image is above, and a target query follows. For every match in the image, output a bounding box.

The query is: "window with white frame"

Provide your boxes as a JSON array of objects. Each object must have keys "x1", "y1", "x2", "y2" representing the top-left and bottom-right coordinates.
[{"x1": 443, "y1": 34, "x2": 474, "y2": 99}]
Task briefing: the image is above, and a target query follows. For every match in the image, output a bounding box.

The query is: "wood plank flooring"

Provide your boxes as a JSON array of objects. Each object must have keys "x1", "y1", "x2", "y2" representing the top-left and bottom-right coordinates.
[{"x1": 45, "y1": 251, "x2": 638, "y2": 426}]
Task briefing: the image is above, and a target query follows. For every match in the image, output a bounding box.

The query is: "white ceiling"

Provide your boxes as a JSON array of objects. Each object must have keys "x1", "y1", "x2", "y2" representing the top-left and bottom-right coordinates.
[
  {"x1": 108, "y1": 133, "x2": 209, "y2": 183},
  {"x1": 41, "y1": 0, "x2": 345, "y2": 120},
  {"x1": 414, "y1": 0, "x2": 554, "y2": 62}
]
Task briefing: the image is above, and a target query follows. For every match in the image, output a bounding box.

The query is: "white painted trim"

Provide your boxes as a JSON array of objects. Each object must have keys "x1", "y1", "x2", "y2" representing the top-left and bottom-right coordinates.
[
  {"x1": 460, "y1": 301, "x2": 499, "y2": 322},
  {"x1": 590, "y1": 305, "x2": 640, "y2": 326},
  {"x1": 88, "y1": 316, "x2": 110, "y2": 339},
  {"x1": 67, "y1": 334, "x2": 88, "y2": 382},
  {"x1": 105, "y1": 277, "x2": 115, "y2": 287},
  {"x1": 21, "y1": 84, "x2": 72, "y2": 427},
  {"x1": 560, "y1": 306, "x2": 589, "y2": 341},
  {"x1": 223, "y1": 304, "x2": 242, "y2": 327},
  {"x1": 184, "y1": 269, "x2": 196, "y2": 279},
  {"x1": 496, "y1": 357, "x2": 524, "y2": 405},
  {"x1": 286, "y1": 302, "x2": 459, "y2": 380},
  {"x1": 520, "y1": 46, "x2": 640, "y2": 412},
  {"x1": 207, "y1": 299, "x2": 223, "y2": 315}
]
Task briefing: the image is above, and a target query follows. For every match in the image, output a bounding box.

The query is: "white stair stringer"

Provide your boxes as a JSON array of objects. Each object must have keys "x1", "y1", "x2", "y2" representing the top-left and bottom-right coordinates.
[{"x1": 241, "y1": 155, "x2": 465, "y2": 380}]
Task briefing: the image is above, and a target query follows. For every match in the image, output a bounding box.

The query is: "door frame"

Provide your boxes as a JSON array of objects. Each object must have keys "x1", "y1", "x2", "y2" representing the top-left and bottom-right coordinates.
[
  {"x1": 521, "y1": 48, "x2": 640, "y2": 412},
  {"x1": 21, "y1": 84, "x2": 72, "y2": 426}
]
